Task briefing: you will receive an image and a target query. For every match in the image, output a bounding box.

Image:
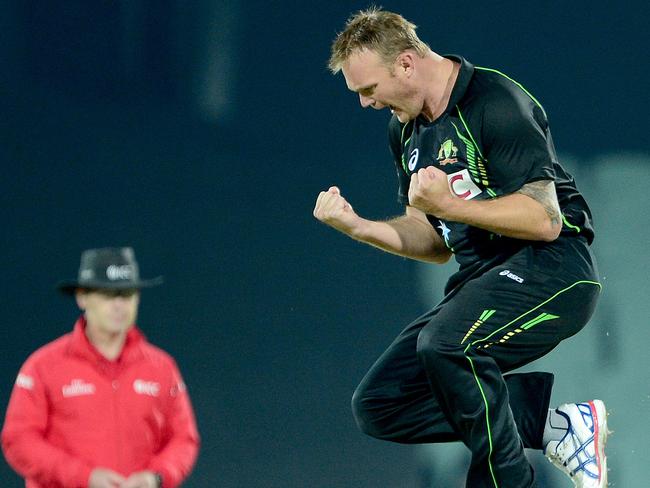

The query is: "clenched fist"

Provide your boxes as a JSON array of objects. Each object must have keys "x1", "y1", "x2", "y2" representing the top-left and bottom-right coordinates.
[
  {"x1": 313, "y1": 186, "x2": 362, "y2": 236},
  {"x1": 408, "y1": 166, "x2": 454, "y2": 217},
  {"x1": 121, "y1": 470, "x2": 160, "y2": 488},
  {"x1": 88, "y1": 468, "x2": 125, "y2": 488}
]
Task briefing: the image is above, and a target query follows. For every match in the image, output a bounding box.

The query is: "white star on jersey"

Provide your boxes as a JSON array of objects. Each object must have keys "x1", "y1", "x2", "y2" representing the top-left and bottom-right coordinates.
[{"x1": 437, "y1": 221, "x2": 451, "y2": 246}]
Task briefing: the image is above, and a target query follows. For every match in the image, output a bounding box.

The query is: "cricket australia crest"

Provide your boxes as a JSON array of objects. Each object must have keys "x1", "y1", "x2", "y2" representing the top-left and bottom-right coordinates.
[{"x1": 437, "y1": 139, "x2": 459, "y2": 165}]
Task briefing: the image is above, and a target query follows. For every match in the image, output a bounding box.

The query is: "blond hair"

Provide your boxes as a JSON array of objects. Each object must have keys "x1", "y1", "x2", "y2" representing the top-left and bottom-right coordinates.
[{"x1": 328, "y1": 6, "x2": 430, "y2": 74}]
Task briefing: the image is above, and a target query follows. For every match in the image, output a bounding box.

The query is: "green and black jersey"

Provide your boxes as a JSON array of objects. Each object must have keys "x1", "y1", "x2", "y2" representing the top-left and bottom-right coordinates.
[{"x1": 388, "y1": 56, "x2": 594, "y2": 274}]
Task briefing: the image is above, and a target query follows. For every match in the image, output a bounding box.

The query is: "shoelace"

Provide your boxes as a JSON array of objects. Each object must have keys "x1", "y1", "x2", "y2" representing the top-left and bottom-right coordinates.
[{"x1": 552, "y1": 440, "x2": 599, "y2": 479}]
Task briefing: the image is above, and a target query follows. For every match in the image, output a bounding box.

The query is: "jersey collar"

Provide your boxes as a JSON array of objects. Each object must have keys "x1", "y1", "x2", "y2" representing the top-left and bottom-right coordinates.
[
  {"x1": 442, "y1": 55, "x2": 474, "y2": 115},
  {"x1": 68, "y1": 315, "x2": 146, "y2": 366}
]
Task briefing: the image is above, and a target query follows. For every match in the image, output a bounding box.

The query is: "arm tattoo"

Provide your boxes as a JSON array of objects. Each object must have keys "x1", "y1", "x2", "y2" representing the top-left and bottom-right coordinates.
[{"x1": 516, "y1": 180, "x2": 561, "y2": 227}]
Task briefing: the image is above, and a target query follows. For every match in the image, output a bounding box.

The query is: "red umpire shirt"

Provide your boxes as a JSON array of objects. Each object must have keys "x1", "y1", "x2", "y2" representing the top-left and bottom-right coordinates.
[{"x1": 2, "y1": 317, "x2": 200, "y2": 488}]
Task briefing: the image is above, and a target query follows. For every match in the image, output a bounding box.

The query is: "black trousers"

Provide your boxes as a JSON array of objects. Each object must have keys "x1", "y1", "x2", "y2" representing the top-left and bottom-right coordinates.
[{"x1": 352, "y1": 237, "x2": 601, "y2": 488}]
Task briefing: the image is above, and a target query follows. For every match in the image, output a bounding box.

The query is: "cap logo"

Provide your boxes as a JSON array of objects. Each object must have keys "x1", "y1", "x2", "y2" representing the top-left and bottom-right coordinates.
[{"x1": 106, "y1": 264, "x2": 134, "y2": 281}]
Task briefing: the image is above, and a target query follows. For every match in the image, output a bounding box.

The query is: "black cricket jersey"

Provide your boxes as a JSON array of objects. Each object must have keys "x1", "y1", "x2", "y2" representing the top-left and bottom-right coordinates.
[{"x1": 388, "y1": 56, "x2": 594, "y2": 281}]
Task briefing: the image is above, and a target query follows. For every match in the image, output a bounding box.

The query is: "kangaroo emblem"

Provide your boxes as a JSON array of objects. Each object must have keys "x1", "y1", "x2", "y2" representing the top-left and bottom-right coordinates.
[{"x1": 437, "y1": 139, "x2": 459, "y2": 165}]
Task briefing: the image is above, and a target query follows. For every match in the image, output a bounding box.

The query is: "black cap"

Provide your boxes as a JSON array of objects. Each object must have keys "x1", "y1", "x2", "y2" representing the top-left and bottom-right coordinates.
[{"x1": 57, "y1": 247, "x2": 163, "y2": 295}]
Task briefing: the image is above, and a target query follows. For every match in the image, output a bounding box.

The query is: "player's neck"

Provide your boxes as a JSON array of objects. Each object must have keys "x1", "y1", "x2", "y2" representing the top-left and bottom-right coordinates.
[
  {"x1": 85, "y1": 324, "x2": 128, "y2": 361},
  {"x1": 421, "y1": 56, "x2": 459, "y2": 122}
]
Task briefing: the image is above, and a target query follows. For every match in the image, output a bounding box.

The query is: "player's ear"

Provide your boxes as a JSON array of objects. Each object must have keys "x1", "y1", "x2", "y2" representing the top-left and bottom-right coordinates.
[
  {"x1": 395, "y1": 52, "x2": 415, "y2": 77},
  {"x1": 75, "y1": 289, "x2": 87, "y2": 310}
]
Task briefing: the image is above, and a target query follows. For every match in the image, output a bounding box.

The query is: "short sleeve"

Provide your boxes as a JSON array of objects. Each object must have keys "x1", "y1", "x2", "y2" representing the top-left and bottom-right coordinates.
[
  {"x1": 480, "y1": 85, "x2": 556, "y2": 194},
  {"x1": 387, "y1": 116, "x2": 410, "y2": 205}
]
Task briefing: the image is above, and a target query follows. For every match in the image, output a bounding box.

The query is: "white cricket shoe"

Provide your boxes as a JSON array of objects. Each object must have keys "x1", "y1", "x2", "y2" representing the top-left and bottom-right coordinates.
[{"x1": 544, "y1": 400, "x2": 608, "y2": 487}]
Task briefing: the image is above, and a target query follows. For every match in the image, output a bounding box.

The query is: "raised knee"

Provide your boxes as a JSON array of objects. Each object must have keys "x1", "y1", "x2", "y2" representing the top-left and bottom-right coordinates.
[
  {"x1": 416, "y1": 326, "x2": 464, "y2": 372},
  {"x1": 416, "y1": 326, "x2": 445, "y2": 359},
  {"x1": 351, "y1": 387, "x2": 392, "y2": 439}
]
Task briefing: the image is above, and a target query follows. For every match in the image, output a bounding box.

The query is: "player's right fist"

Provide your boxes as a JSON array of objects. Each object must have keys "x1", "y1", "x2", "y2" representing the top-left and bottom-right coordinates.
[
  {"x1": 313, "y1": 186, "x2": 361, "y2": 235},
  {"x1": 88, "y1": 468, "x2": 126, "y2": 488}
]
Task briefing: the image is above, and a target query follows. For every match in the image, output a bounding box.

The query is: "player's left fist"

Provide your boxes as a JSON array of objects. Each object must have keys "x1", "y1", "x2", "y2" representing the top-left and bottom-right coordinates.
[
  {"x1": 407, "y1": 166, "x2": 453, "y2": 216},
  {"x1": 120, "y1": 470, "x2": 159, "y2": 488}
]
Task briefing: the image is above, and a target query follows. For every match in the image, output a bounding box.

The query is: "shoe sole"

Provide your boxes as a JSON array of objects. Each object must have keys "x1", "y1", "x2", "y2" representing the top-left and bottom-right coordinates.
[{"x1": 589, "y1": 399, "x2": 608, "y2": 487}]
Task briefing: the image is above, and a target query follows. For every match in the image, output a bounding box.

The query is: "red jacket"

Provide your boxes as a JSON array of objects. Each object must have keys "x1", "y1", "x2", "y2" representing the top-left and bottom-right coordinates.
[{"x1": 1, "y1": 317, "x2": 200, "y2": 488}]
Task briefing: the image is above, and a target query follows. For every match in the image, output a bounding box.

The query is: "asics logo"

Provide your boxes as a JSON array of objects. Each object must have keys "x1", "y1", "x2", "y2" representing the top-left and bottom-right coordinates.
[
  {"x1": 408, "y1": 149, "x2": 419, "y2": 171},
  {"x1": 499, "y1": 269, "x2": 524, "y2": 283}
]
